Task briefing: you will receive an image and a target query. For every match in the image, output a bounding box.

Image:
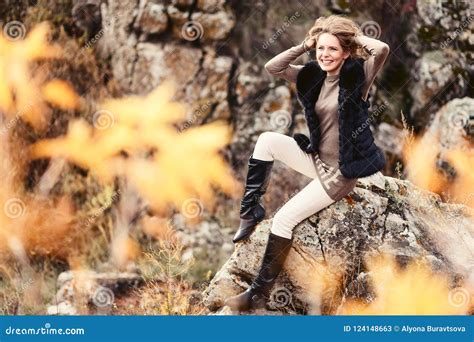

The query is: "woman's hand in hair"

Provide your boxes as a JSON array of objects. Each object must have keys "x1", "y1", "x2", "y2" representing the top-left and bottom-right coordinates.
[{"x1": 303, "y1": 37, "x2": 316, "y2": 51}]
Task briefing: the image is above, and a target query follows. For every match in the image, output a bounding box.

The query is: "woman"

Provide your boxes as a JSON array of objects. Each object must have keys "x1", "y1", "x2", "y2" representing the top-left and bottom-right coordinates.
[{"x1": 226, "y1": 15, "x2": 390, "y2": 312}]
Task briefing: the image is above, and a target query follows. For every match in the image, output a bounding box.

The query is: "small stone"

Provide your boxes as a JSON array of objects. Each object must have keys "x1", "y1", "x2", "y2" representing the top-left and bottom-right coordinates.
[{"x1": 47, "y1": 301, "x2": 77, "y2": 315}]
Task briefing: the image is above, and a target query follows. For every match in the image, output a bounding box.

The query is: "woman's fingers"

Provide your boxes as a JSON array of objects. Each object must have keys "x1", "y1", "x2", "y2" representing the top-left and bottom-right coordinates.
[{"x1": 305, "y1": 37, "x2": 316, "y2": 49}]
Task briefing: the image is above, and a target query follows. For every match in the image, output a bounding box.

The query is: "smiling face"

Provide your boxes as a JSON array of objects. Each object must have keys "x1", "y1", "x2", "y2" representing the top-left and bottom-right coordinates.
[{"x1": 316, "y1": 33, "x2": 350, "y2": 75}]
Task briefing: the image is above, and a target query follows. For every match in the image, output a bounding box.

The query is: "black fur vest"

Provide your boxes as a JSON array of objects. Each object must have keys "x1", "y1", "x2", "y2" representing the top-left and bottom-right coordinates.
[{"x1": 294, "y1": 57, "x2": 386, "y2": 179}]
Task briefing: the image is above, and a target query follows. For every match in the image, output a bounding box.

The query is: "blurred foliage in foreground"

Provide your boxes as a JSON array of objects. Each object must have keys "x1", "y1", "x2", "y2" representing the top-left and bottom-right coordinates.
[{"x1": 0, "y1": 21, "x2": 239, "y2": 314}]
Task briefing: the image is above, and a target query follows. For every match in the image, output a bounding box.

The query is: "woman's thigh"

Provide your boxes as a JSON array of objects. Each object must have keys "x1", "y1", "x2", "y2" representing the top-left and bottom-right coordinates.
[
  {"x1": 253, "y1": 132, "x2": 317, "y2": 179},
  {"x1": 271, "y1": 176, "x2": 335, "y2": 238}
]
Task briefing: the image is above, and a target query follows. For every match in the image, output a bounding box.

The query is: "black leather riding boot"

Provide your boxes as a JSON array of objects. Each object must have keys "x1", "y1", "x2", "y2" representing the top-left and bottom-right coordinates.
[
  {"x1": 225, "y1": 233, "x2": 293, "y2": 312},
  {"x1": 232, "y1": 154, "x2": 274, "y2": 243}
]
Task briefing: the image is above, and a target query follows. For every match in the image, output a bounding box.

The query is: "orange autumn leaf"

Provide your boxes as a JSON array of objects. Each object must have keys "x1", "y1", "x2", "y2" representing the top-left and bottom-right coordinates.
[
  {"x1": 30, "y1": 120, "x2": 116, "y2": 181},
  {"x1": 42, "y1": 79, "x2": 79, "y2": 110},
  {"x1": 402, "y1": 133, "x2": 445, "y2": 193},
  {"x1": 100, "y1": 80, "x2": 187, "y2": 128},
  {"x1": 338, "y1": 254, "x2": 471, "y2": 315},
  {"x1": 444, "y1": 148, "x2": 474, "y2": 207},
  {"x1": 0, "y1": 21, "x2": 62, "y2": 130},
  {"x1": 31, "y1": 82, "x2": 240, "y2": 217}
]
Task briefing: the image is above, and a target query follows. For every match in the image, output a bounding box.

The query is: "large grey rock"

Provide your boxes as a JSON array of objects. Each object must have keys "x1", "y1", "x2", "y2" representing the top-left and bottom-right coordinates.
[
  {"x1": 408, "y1": 50, "x2": 469, "y2": 126},
  {"x1": 403, "y1": 0, "x2": 473, "y2": 127},
  {"x1": 424, "y1": 97, "x2": 474, "y2": 152},
  {"x1": 134, "y1": 2, "x2": 168, "y2": 35},
  {"x1": 203, "y1": 174, "x2": 474, "y2": 314},
  {"x1": 247, "y1": 85, "x2": 293, "y2": 134},
  {"x1": 97, "y1": 1, "x2": 234, "y2": 128},
  {"x1": 373, "y1": 122, "x2": 407, "y2": 157}
]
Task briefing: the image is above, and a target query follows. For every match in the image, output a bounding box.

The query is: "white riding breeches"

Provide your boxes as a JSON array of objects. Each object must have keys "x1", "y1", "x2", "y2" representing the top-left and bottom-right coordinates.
[{"x1": 252, "y1": 132, "x2": 336, "y2": 239}]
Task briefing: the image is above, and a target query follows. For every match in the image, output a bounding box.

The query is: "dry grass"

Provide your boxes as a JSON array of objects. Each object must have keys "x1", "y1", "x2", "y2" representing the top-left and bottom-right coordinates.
[{"x1": 113, "y1": 238, "x2": 209, "y2": 315}]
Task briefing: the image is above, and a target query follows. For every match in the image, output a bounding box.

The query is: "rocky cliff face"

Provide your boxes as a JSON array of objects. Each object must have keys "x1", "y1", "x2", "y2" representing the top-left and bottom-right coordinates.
[
  {"x1": 203, "y1": 173, "x2": 474, "y2": 314},
  {"x1": 406, "y1": 1, "x2": 473, "y2": 130},
  {"x1": 89, "y1": 0, "x2": 473, "y2": 199}
]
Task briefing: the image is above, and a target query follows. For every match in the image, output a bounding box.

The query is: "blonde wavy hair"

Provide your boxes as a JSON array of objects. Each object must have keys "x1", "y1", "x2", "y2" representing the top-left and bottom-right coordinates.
[{"x1": 305, "y1": 15, "x2": 369, "y2": 60}]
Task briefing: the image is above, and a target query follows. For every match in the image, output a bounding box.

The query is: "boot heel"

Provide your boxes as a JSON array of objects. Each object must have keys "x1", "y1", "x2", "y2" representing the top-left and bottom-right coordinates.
[
  {"x1": 225, "y1": 233, "x2": 293, "y2": 312},
  {"x1": 233, "y1": 203, "x2": 265, "y2": 243}
]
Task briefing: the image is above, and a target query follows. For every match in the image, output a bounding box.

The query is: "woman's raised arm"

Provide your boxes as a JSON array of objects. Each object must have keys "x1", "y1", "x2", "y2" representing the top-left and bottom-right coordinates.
[
  {"x1": 356, "y1": 35, "x2": 390, "y2": 100},
  {"x1": 264, "y1": 40, "x2": 308, "y2": 84}
]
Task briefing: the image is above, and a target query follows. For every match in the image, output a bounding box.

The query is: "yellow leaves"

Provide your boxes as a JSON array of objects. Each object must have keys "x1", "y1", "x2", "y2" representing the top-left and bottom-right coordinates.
[
  {"x1": 0, "y1": 21, "x2": 72, "y2": 130},
  {"x1": 42, "y1": 79, "x2": 79, "y2": 110},
  {"x1": 338, "y1": 254, "x2": 470, "y2": 315},
  {"x1": 136, "y1": 121, "x2": 236, "y2": 213},
  {"x1": 141, "y1": 216, "x2": 178, "y2": 244},
  {"x1": 31, "y1": 120, "x2": 107, "y2": 176},
  {"x1": 100, "y1": 81, "x2": 187, "y2": 128},
  {"x1": 111, "y1": 233, "x2": 141, "y2": 269},
  {"x1": 402, "y1": 133, "x2": 445, "y2": 193},
  {"x1": 445, "y1": 147, "x2": 474, "y2": 208},
  {"x1": 124, "y1": 119, "x2": 239, "y2": 216},
  {"x1": 402, "y1": 127, "x2": 474, "y2": 209},
  {"x1": 0, "y1": 22, "x2": 61, "y2": 61},
  {"x1": 31, "y1": 80, "x2": 240, "y2": 218},
  {"x1": 4, "y1": 21, "x2": 240, "y2": 272},
  {"x1": 0, "y1": 193, "x2": 76, "y2": 262},
  {"x1": 2, "y1": 19, "x2": 239, "y2": 222}
]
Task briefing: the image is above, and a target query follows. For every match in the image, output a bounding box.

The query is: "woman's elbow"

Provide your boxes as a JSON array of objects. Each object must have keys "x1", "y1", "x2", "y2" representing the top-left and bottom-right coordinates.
[
  {"x1": 381, "y1": 43, "x2": 390, "y2": 56},
  {"x1": 264, "y1": 62, "x2": 274, "y2": 74}
]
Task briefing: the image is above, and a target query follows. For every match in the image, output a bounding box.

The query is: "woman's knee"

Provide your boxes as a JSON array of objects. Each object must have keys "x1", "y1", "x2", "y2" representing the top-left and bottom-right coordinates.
[
  {"x1": 256, "y1": 131, "x2": 278, "y2": 147},
  {"x1": 255, "y1": 132, "x2": 285, "y2": 158},
  {"x1": 254, "y1": 132, "x2": 277, "y2": 160}
]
